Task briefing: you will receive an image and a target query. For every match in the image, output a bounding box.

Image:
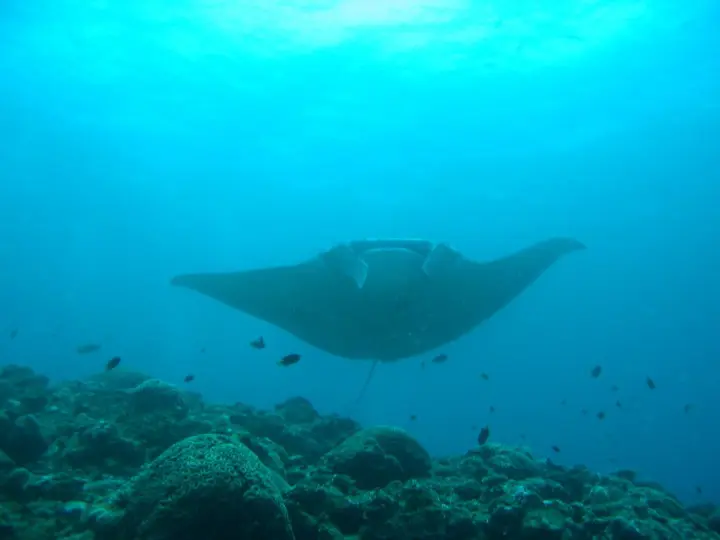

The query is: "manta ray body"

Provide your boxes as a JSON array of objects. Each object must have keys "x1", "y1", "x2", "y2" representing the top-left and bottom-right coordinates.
[{"x1": 170, "y1": 237, "x2": 585, "y2": 361}]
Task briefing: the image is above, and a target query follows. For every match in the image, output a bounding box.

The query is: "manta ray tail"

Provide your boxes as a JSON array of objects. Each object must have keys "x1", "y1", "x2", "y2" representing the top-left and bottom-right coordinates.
[{"x1": 354, "y1": 360, "x2": 380, "y2": 404}]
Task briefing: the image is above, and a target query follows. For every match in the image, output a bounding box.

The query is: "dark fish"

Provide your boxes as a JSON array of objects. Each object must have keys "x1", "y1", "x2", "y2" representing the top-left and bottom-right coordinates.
[
  {"x1": 431, "y1": 354, "x2": 448, "y2": 364},
  {"x1": 409, "y1": 414, "x2": 417, "y2": 421},
  {"x1": 77, "y1": 343, "x2": 102, "y2": 355},
  {"x1": 683, "y1": 403, "x2": 695, "y2": 414},
  {"x1": 611, "y1": 385, "x2": 619, "y2": 392},
  {"x1": 9, "y1": 329, "x2": 18, "y2": 340},
  {"x1": 184, "y1": 374, "x2": 195, "y2": 383},
  {"x1": 489, "y1": 406, "x2": 496, "y2": 413},
  {"x1": 105, "y1": 356, "x2": 121, "y2": 371},
  {"x1": 696, "y1": 486, "x2": 703, "y2": 494},
  {"x1": 590, "y1": 365, "x2": 602, "y2": 378},
  {"x1": 520, "y1": 434, "x2": 526, "y2": 440},
  {"x1": 615, "y1": 400, "x2": 622, "y2": 408},
  {"x1": 581, "y1": 409, "x2": 589, "y2": 416},
  {"x1": 560, "y1": 399, "x2": 567, "y2": 406},
  {"x1": 250, "y1": 336, "x2": 265, "y2": 349},
  {"x1": 646, "y1": 377, "x2": 656, "y2": 390},
  {"x1": 596, "y1": 411, "x2": 606, "y2": 420},
  {"x1": 200, "y1": 347, "x2": 206, "y2": 353},
  {"x1": 278, "y1": 353, "x2": 301, "y2": 366},
  {"x1": 551, "y1": 445, "x2": 561, "y2": 453},
  {"x1": 480, "y1": 373, "x2": 489, "y2": 380},
  {"x1": 477, "y1": 425, "x2": 490, "y2": 445},
  {"x1": 421, "y1": 361, "x2": 426, "y2": 369}
]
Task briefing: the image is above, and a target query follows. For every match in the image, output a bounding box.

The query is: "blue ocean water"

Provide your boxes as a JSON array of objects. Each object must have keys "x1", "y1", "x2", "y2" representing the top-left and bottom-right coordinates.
[{"x1": 1, "y1": 0, "x2": 718, "y2": 506}]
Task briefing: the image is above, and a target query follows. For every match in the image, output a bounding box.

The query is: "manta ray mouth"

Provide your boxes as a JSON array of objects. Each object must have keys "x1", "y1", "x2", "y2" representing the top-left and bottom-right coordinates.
[{"x1": 324, "y1": 241, "x2": 462, "y2": 289}]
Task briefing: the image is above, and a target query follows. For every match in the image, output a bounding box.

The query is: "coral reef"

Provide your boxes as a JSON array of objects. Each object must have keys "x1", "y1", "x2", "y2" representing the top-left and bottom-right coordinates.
[{"x1": 0, "y1": 363, "x2": 717, "y2": 540}]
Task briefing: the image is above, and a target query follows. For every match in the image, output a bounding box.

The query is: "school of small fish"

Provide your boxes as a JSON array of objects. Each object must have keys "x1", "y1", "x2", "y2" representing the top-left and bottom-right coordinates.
[
  {"x1": 412, "y1": 352, "x2": 699, "y2": 481},
  {"x1": 5, "y1": 328, "x2": 703, "y2": 493}
]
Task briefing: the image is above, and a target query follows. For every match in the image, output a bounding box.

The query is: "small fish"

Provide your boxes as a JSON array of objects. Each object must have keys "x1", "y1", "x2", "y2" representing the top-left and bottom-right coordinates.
[
  {"x1": 420, "y1": 361, "x2": 426, "y2": 369},
  {"x1": 409, "y1": 414, "x2": 417, "y2": 421},
  {"x1": 200, "y1": 347, "x2": 206, "y2": 354},
  {"x1": 77, "y1": 343, "x2": 102, "y2": 355},
  {"x1": 105, "y1": 356, "x2": 121, "y2": 371},
  {"x1": 551, "y1": 445, "x2": 561, "y2": 453},
  {"x1": 596, "y1": 411, "x2": 606, "y2": 420},
  {"x1": 9, "y1": 329, "x2": 18, "y2": 340},
  {"x1": 611, "y1": 385, "x2": 619, "y2": 392},
  {"x1": 581, "y1": 409, "x2": 589, "y2": 416},
  {"x1": 683, "y1": 403, "x2": 695, "y2": 414},
  {"x1": 431, "y1": 354, "x2": 448, "y2": 364},
  {"x1": 250, "y1": 336, "x2": 265, "y2": 350},
  {"x1": 477, "y1": 425, "x2": 490, "y2": 445},
  {"x1": 696, "y1": 486, "x2": 703, "y2": 495},
  {"x1": 615, "y1": 400, "x2": 622, "y2": 408},
  {"x1": 480, "y1": 373, "x2": 489, "y2": 380},
  {"x1": 183, "y1": 374, "x2": 195, "y2": 383},
  {"x1": 646, "y1": 377, "x2": 656, "y2": 390},
  {"x1": 278, "y1": 353, "x2": 301, "y2": 367},
  {"x1": 520, "y1": 434, "x2": 526, "y2": 440},
  {"x1": 590, "y1": 365, "x2": 602, "y2": 378},
  {"x1": 560, "y1": 399, "x2": 567, "y2": 406},
  {"x1": 489, "y1": 406, "x2": 496, "y2": 413}
]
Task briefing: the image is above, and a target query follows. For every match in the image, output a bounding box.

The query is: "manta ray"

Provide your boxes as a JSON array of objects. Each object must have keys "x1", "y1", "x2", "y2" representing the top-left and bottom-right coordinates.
[{"x1": 170, "y1": 237, "x2": 585, "y2": 361}]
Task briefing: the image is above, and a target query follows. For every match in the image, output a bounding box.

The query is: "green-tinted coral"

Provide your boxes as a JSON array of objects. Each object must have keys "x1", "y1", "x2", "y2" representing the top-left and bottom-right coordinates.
[
  {"x1": 111, "y1": 433, "x2": 294, "y2": 540},
  {"x1": 323, "y1": 426, "x2": 431, "y2": 489}
]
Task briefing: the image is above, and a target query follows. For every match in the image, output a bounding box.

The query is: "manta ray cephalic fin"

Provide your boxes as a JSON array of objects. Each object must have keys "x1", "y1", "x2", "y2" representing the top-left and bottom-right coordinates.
[
  {"x1": 321, "y1": 244, "x2": 369, "y2": 288},
  {"x1": 421, "y1": 243, "x2": 462, "y2": 278}
]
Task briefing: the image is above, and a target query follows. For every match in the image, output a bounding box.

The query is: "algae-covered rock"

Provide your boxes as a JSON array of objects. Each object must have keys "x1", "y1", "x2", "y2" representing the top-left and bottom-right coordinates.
[
  {"x1": 106, "y1": 433, "x2": 295, "y2": 540},
  {"x1": 710, "y1": 510, "x2": 720, "y2": 534},
  {"x1": 127, "y1": 379, "x2": 188, "y2": 417},
  {"x1": 0, "y1": 450, "x2": 14, "y2": 474},
  {"x1": 0, "y1": 504, "x2": 16, "y2": 539},
  {"x1": 63, "y1": 420, "x2": 145, "y2": 472},
  {"x1": 0, "y1": 413, "x2": 50, "y2": 465},
  {"x1": 0, "y1": 362, "x2": 717, "y2": 540},
  {"x1": 275, "y1": 396, "x2": 319, "y2": 424},
  {"x1": 323, "y1": 426, "x2": 431, "y2": 489}
]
